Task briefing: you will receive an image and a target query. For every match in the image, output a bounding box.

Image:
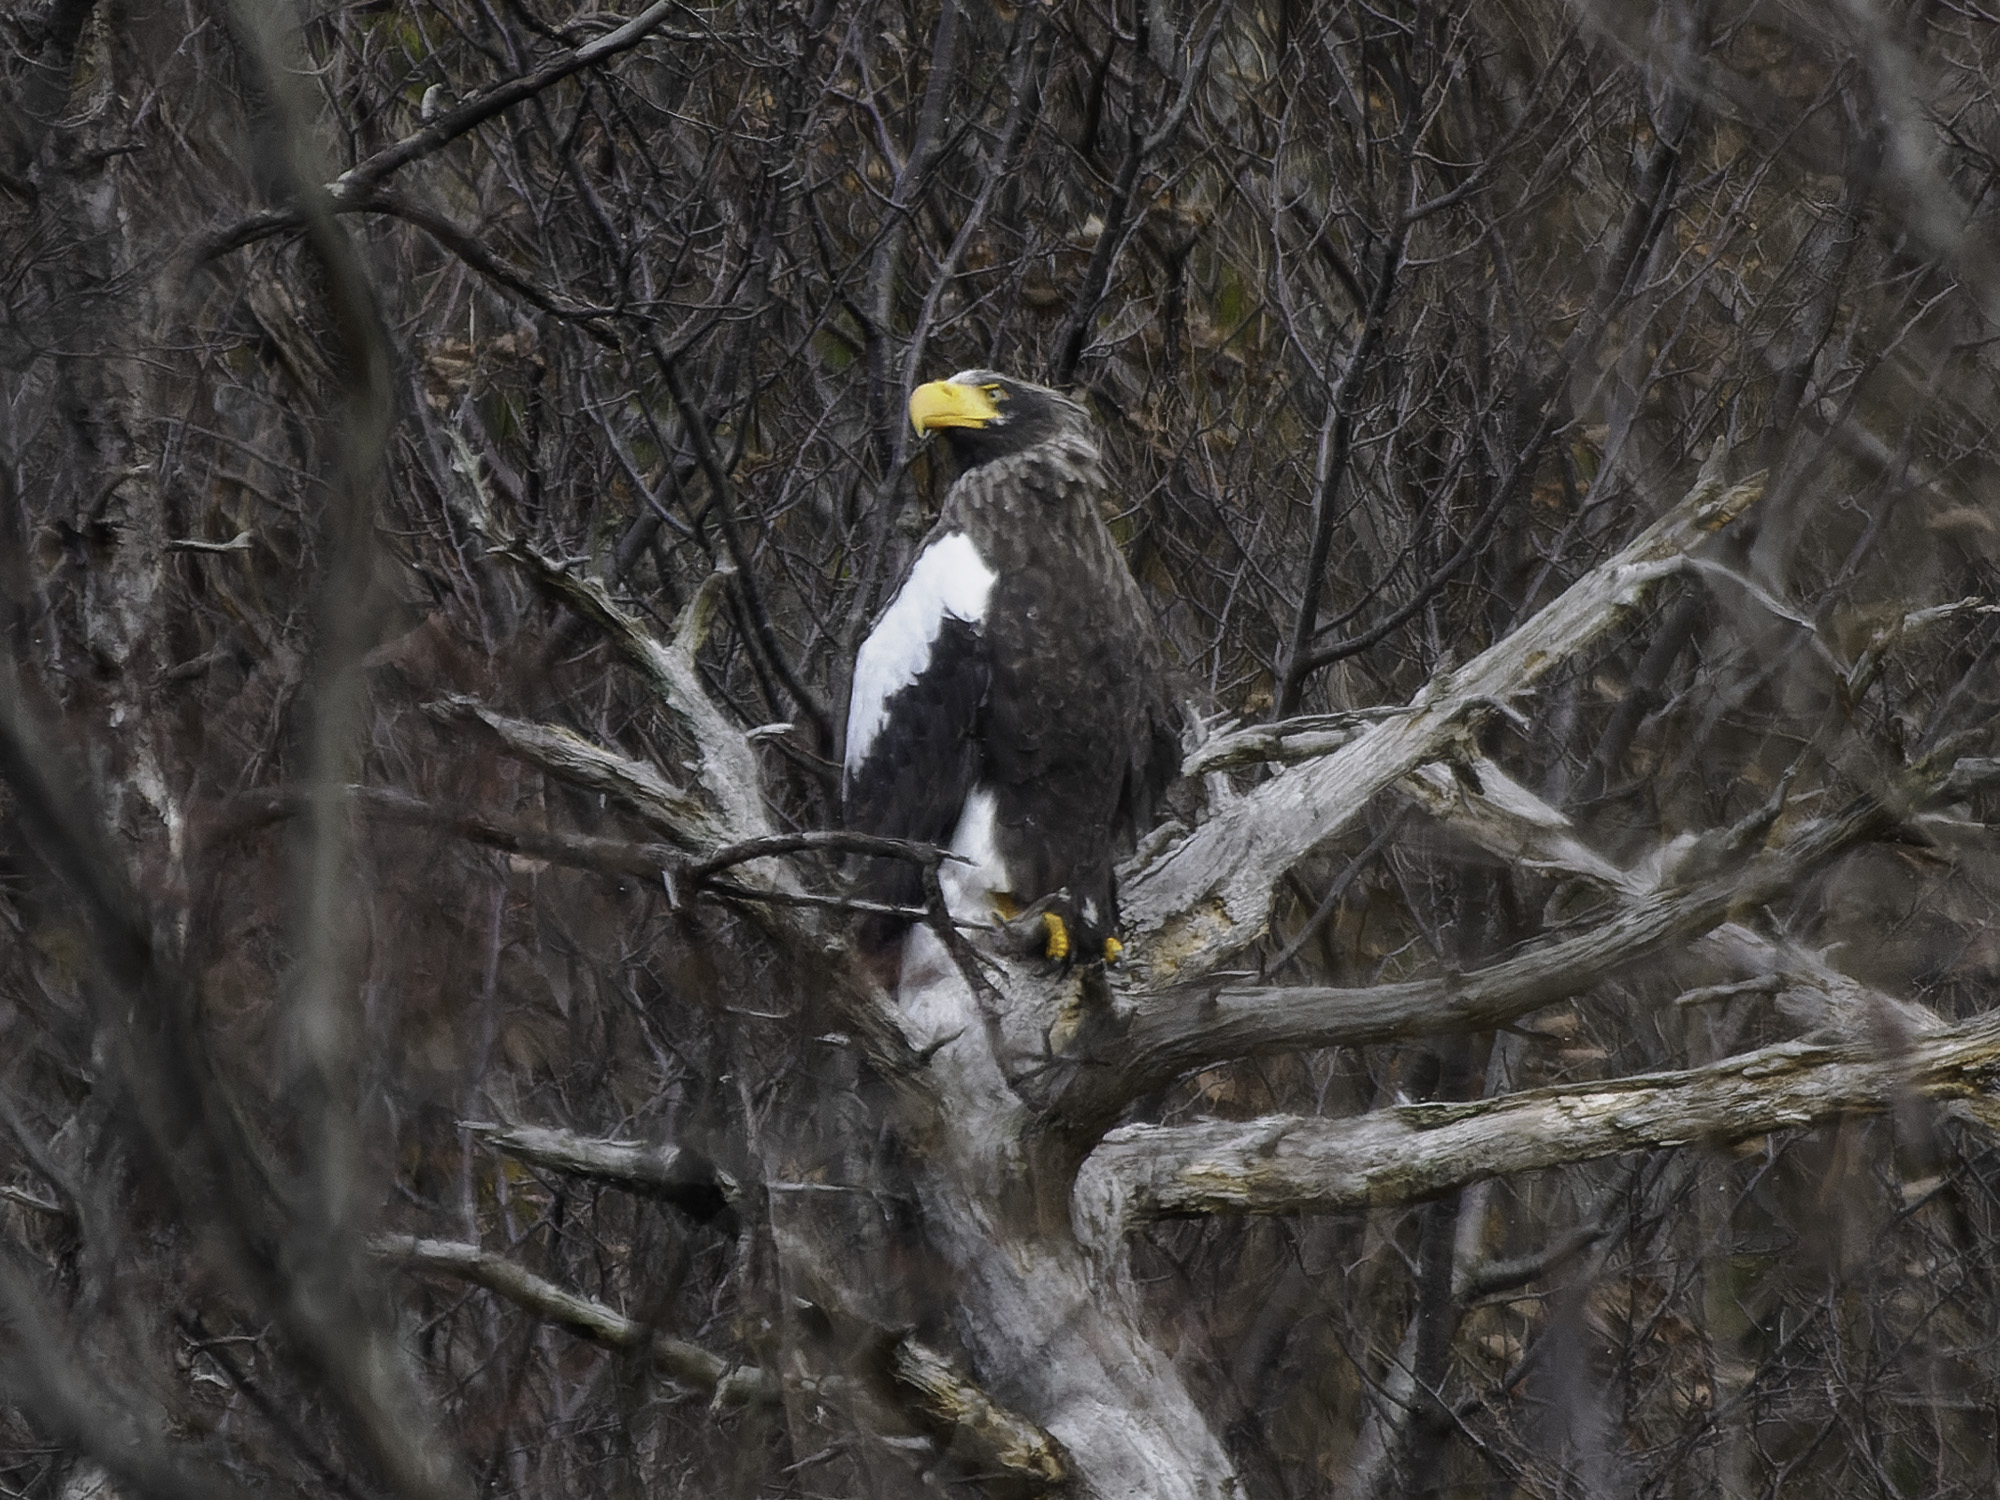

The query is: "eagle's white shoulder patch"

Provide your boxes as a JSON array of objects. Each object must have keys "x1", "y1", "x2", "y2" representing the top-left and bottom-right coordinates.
[{"x1": 845, "y1": 532, "x2": 996, "y2": 773}]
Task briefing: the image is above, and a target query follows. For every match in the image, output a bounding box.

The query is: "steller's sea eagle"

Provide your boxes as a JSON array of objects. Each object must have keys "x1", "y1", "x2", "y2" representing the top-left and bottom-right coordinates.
[{"x1": 842, "y1": 370, "x2": 1180, "y2": 972}]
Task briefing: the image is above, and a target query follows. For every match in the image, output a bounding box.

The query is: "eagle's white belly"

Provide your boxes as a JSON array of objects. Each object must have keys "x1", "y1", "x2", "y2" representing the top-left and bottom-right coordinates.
[
  {"x1": 901, "y1": 784, "x2": 1013, "y2": 1030},
  {"x1": 940, "y1": 785, "x2": 1010, "y2": 918},
  {"x1": 844, "y1": 532, "x2": 997, "y2": 775}
]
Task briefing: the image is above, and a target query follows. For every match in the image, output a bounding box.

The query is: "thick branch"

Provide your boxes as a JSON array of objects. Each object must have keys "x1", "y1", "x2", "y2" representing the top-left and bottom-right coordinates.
[
  {"x1": 1119, "y1": 469, "x2": 1764, "y2": 984},
  {"x1": 890, "y1": 1338, "x2": 1069, "y2": 1487},
  {"x1": 1068, "y1": 778, "x2": 1907, "y2": 1121},
  {"x1": 434, "y1": 488, "x2": 929, "y2": 1085},
  {"x1": 421, "y1": 696, "x2": 926, "y2": 1079},
  {"x1": 374, "y1": 1236, "x2": 1066, "y2": 1481},
  {"x1": 435, "y1": 428, "x2": 771, "y2": 847},
  {"x1": 1400, "y1": 758, "x2": 1634, "y2": 887},
  {"x1": 1084, "y1": 1012, "x2": 2000, "y2": 1222},
  {"x1": 464, "y1": 1120, "x2": 735, "y2": 1222},
  {"x1": 1179, "y1": 709, "x2": 1394, "y2": 776}
]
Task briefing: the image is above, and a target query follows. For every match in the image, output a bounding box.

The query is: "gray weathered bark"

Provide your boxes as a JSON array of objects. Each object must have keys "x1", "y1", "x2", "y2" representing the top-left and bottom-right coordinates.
[{"x1": 1081, "y1": 1014, "x2": 2000, "y2": 1222}]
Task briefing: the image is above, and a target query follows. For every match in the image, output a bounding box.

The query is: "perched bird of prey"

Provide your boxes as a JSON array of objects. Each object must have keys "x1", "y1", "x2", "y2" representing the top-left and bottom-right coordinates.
[{"x1": 843, "y1": 370, "x2": 1180, "y2": 973}]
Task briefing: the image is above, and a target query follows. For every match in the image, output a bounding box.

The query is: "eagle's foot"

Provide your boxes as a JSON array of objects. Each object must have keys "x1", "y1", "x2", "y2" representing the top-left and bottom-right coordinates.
[
  {"x1": 989, "y1": 898, "x2": 1109, "y2": 968},
  {"x1": 1041, "y1": 911, "x2": 1071, "y2": 962},
  {"x1": 1041, "y1": 915, "x2": 1125, "y2": 967}
]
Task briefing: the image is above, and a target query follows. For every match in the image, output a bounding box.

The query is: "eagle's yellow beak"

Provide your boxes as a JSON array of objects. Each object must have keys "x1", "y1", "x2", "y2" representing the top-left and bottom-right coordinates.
[{"x1": 909, "y1": 380, "x2": 1001, "y2": 433}]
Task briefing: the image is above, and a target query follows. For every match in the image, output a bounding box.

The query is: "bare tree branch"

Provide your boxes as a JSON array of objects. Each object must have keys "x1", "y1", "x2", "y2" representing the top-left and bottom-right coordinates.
[
  {"x1": 372, "y1": 1234, "x2": 776, "y2": 1406},
  {"x1": 187, "y1": 3, "x2": 683, "y2": 265},
  {"x1": 425, "y1": 695, "x2": 723, "y2": 846},
  {"x1": 331, "y1": 4, "x2": 682, "y2": 200},
  {"x1": 373, "y1": 1235, "x2": 1067, "y2": 1483},
  {"x1": 1083, "y1": 1011, "x2": 2000, "y2": 1223},
  {"x1": 1120, "y1": 469, "x2": 1765, "y2": 985},
  {"x1": 1071, "y1": 771, "x2": 1918, "y2": 1121},
  {"x1": 889, "y1": 1337, "x2": 1070, "y2": 1487},
  {"x1": 463, "y1": 1120, "x2": 728, "y2": 1199},
  {"x1": 504, "y1": 558, "x2": 774, "y2": 843},
  {"x1": 1403, "y1": 754, "x2": 1951, "y2": 1040}
]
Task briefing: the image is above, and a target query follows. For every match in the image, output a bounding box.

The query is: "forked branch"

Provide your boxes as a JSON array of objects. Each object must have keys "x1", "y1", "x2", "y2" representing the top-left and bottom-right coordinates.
[
  {"x1": 1400, "y1": 754, "x2": 1949, "y2": 1041},
  {"x1": 426, "y1": 694, "x2": 726, "y2": 847},
  {"x1": 1119, "y1": 468, "x2": 1764, "y2": 984},
  {"x1": 1064, "y1": 768, "x2": 1929, "y2": 1124}
]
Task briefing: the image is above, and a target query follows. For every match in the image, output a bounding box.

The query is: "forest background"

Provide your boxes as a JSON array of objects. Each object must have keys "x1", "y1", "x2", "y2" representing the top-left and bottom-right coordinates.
[{"x1": 6, "y1": 0, "x2": 2000, "y2": 1497}]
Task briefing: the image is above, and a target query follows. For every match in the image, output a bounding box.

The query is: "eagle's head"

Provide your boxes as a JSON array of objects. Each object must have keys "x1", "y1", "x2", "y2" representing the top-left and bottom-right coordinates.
[{"x1": 908, "y1": 370, "x2": 1093, "y2": 468}]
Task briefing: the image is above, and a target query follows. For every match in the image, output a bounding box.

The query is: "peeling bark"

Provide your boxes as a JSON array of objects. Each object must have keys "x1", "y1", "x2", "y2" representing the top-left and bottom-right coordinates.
[
  {"x1": 1080, "y1": 1012, "x2": 2000, "y2": 1222},
  {"x1": 891, "y1": 931, "x2": 1241, "y2": 1500}
]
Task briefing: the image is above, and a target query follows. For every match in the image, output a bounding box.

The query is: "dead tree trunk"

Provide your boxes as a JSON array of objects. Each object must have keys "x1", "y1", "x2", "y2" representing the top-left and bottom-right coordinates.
[{"x1": 425, "y1": 459, "x2": 1800, "y2": 1497}]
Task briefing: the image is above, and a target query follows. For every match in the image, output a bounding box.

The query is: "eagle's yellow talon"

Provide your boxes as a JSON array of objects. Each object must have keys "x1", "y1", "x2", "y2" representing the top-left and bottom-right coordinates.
[
  {"x1": 1103, "y1": 936, "x2": 1124, "y2": 964},
  {"x1": 1041, "y1": 912, "x2": 1070, "y2": 961}
]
